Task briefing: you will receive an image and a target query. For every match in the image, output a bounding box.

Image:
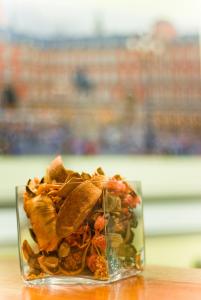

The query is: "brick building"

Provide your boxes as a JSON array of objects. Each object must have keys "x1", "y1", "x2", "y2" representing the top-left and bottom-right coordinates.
[{"x1": 0, "y1": 23, "x2": 200, "y2": 154}]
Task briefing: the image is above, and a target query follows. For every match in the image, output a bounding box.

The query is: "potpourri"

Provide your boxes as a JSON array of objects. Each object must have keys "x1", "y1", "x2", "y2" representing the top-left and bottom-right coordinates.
[{"x1": 22, "y1": 156, "x2": 142, "y2": 281}]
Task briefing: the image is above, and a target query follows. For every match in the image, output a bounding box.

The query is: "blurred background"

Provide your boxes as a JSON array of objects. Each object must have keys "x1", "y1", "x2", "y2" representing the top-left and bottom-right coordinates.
[{"x1": 0, "y1": 0, "x2": 201, "y2": 268}]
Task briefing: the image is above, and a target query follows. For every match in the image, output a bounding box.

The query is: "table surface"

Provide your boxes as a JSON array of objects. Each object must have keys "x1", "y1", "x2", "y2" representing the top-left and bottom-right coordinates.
[{"x1": 1, "y1": 257, "x2": 201, "y2": 300}]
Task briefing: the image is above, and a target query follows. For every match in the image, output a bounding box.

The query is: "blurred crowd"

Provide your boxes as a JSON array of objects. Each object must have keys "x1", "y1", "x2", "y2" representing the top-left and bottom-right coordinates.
[
  {"x1": 0, "y1": 116, "x2": 200, "y2": 155},
  {"x1": 0, "y1": 21, "x2": 200, "y2": 156}
]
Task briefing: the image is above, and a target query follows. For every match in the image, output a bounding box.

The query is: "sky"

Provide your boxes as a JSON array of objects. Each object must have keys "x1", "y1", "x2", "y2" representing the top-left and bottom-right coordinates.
[{"x1": 1, "y1": 0, "x2": 200, "y2": 36}]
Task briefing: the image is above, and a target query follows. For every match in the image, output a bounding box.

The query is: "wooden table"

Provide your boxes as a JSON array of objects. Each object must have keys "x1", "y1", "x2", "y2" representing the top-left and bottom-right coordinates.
[{"x1": 1, "y1": 257, "x2": 201, "y2": 300}]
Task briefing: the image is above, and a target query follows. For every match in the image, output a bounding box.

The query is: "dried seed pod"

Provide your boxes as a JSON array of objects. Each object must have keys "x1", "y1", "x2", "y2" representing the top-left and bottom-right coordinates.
[
  {"x1": 56, "y1": 180, "x2": 103, "y2": 238},
  {"x1": 62, "y1": 251, "x2": 82, "y2": 271},
  {"x1": 94, "y1": 215, "x2": 106, "y2": 232},
  {"x1": 92, "y1": 234, "x2": 106, "y2": 251},
  {"x1": 25, "y1": 195, "x2": 58, "y2": 251},
  {"x1": 87, "y1": 254, "x2": 98, "y2": 273},
  {"x1": 38, "y1": 256, "x2": 59, "y2": 275},
  {"x1": 58, "y1": 242, "x2": 70, "y2": 258}
]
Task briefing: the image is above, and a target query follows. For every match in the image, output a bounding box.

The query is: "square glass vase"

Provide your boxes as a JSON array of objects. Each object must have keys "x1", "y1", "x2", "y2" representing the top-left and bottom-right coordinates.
[{"x1": 16, "y1": 180, "x2": 145, "y2": 285}]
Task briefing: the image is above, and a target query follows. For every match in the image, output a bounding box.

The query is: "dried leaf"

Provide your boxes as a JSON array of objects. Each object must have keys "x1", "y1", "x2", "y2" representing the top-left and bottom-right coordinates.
[
  {"x1": 25, "y1": 195, "x2": 58, "y2": 251},
  {"x1": 45, "y1": 156, "x2": 67, "y2": 183},
  {"x1": 56, "y1": 180, "x2": 103, "y2": 238},
  {"x1": 65, "y1": 170, "x2": 79, "y2": 181},
  {"x1": 57, "y1": 176, "x2": 83, "y2": 198}
]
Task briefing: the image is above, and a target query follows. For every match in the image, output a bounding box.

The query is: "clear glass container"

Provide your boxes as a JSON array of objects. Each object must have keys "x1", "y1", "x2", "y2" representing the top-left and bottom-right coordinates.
[{"x1": 16, "y1": 180, "x2": 144, "y2": 285}]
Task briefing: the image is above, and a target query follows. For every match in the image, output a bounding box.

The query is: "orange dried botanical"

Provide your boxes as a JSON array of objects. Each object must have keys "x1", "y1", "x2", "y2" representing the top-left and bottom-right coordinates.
[
  {"x1": 22, "y1": 155, "x2": 142, "y2": 281},
  {"x1": 45, "y1": 155, "x2": 67, "y2": 183},
  {"x1": 57, "y1": 176, "x2": 83, "y2": 198},
  {"x1": 56, "y1": 180, "x2": 103, "y2": 238},
  {"x1": 25, "y1": 195, "x2": 58, "y2": 251}
]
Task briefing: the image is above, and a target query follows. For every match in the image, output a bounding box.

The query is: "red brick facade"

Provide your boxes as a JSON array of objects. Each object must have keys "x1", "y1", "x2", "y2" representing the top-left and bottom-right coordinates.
[{"x1": 0, "y1": 28, "x2": 200, "y2": 154}]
